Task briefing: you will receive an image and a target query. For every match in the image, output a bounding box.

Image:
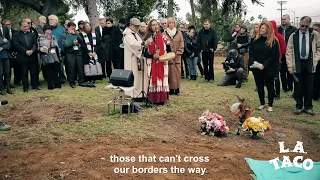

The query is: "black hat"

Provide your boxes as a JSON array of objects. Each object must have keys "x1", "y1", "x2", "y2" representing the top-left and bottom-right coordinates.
[{"x1": 43, "y1": 24, "x2": 52, "y2": 32}]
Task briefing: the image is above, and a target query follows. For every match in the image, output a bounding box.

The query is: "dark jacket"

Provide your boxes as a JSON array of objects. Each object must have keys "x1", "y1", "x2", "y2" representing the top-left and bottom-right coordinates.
[
  {"x1": 197, "y1": 28, "x2": 218, "y2": 52},
  {"x1": 61, "y1": 32, "x2": 84, "y2": 55},
  {"x1": 235, "y1": 34, "x2": 250, "y2": 54},
  {"x1": 223, "y1": 54, "x2": 244, "y2": 72},
  {"x1": 249, "y1": 36, "x2": 280, "y2": 77},
  {"x1": 184, "y1": 35, "x2": 198, "y2": 57},
  {"x1": 95, "y1": 26, "x2": 103, "y2": 41},
  {"x1": 278, "y1": 25, "x2": 297, "y2": 44},
  {"x1": 0, "y1": 37, "x2": 11, "y2": 59},
  {"x1": 79, "y1": 32, "x2": 101, "y2": 64},
  {"x1": 13, "y1": 30, "x2": 38, "y2": 63},
  {"x1": 36, "y1": 24, "x2": 44, "y2": 35},
  {"x1": 111, "y1": 26, "x2": 124, "y2": 52},
  {"x1": 98, "y1": 26, "x2": 114, "y2": 62},
  {"x1": 0, "y1": 26, "x2": 10, "y2": 40}
]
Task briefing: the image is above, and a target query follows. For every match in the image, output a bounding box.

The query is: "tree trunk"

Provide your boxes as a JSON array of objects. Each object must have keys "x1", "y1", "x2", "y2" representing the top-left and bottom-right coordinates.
[
  {"x1": 86, "y1": 0, "x2": 99, "y2": 28},
  {"x1": 167, "y1": 0, "x2": 174, "y2": 17},
  {"x1": 189, "y1": 0, "x2": 196, "y2": 26}
]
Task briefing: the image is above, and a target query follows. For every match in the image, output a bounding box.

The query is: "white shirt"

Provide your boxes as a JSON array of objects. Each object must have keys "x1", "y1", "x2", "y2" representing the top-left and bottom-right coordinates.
[
  {"x1": 0, "y1": 25, "x2": 3, "y2": 37},
  {"x1": 99, "y1": 26, "x2": 102, "y2": 36},
  {"x1": 9, "y1": 29, "x2": 12, "y2": 40},
  {"x1": 299, "y1": 30, "x2": 310, "y2": 59}
]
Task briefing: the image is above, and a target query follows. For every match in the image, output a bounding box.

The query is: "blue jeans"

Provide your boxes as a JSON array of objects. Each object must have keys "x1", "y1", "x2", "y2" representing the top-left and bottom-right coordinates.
[{"x1": 187, "y1": 57, "x2": 198, "y2": 76}]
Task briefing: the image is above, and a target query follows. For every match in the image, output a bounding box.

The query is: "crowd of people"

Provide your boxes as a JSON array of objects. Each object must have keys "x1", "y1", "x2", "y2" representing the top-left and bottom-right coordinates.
[{"x1": 0, "y1": 13, "x2": 319, "y2": 130}]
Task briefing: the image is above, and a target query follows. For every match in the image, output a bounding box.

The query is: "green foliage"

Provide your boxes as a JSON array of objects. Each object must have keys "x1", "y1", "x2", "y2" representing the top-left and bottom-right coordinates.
[
  {"x1": 102, "y1": 0, "x2": 157, "y2": 22},
  {"x1": 0, "y1": 0, "x2": 74, "y2": 28},
  {"x1": 56, "y1": 3, "x2": 75, "y2": 24},
  {"x1": 0, "y1": 3, "x2": 40, "y2": 29}
]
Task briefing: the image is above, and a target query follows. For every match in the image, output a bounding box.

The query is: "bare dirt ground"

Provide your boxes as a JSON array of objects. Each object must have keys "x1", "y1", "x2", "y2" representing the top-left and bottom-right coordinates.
[
  {"x1": 0, "y1": 57, "x2": 319, "y2": 180},
  {"x1": 1, "y1": 99, "x2": 319, "y2": 180}
]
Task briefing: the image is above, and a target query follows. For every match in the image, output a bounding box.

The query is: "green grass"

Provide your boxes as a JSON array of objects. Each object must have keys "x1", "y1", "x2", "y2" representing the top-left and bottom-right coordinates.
[{"x1": 1, "y1": 57, "x2": 319, "y2": 148}]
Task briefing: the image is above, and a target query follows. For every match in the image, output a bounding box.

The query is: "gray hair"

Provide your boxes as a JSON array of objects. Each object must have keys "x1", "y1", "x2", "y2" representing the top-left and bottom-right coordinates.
[
  {"x1": 99, "y1": 18, "x2": 105, "y2": 21},
  {"x1": 300, "y1": 16, "x2": 312, "y2": 23},
  {"x1": 39, "y1": 15, "x2": 46, "y2": 22},
  {"x1": 3, "y1": 19, "x2": 11, "y2": 24},
  {"x1": 48, "y1": 15, "x2": 59, "y2": 22},
  {"x1": 283, "y1": 14, "x2": 290, "y2": 20}
]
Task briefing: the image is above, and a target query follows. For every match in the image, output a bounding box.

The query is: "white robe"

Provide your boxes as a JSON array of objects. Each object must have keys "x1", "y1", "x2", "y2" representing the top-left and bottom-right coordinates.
[{"x1": 123, "y1": 28, "x2": 148, "y2": 98}]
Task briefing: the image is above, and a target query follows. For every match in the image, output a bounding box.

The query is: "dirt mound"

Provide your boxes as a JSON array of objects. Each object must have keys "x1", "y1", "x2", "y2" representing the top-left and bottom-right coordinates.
[{"x1": 0, "y1": 97, "x2": 99, "y2": 126}]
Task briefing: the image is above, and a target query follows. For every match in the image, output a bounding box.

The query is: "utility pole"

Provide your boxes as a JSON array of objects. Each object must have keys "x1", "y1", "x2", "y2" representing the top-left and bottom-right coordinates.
[
  {"x1": 296, "y1": 17, "x2": 299, "y2": 27},
  {"x1": 289, "y1": 10, "x2": 296, "y2": 27},
  {"x1": 277, "y1": 1, "x2": 287, "y2": 21}
]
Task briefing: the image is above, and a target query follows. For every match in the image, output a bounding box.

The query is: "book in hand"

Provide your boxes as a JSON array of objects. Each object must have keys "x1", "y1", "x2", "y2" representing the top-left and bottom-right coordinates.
[
  {"x1": 250, "y1": 62, "x2": 262, "y2": 69},
  {"x1": 65, "y1": 34, "x2": 77, "y2": 46}
]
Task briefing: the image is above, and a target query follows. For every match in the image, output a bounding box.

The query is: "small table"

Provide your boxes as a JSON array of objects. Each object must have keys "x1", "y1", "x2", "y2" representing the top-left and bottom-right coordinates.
[{"x1": 106, "y1": 85, "x2": 135, "y2": 115}]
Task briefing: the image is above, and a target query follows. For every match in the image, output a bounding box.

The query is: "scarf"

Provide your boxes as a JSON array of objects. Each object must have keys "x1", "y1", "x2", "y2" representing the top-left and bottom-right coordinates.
[
  {"x1": 166, "y1": 27, "x2": 177, "y2": 39},
  {"x1": 146, "y1": 33, "x2": 169, "y2": 92},
  {"x1": 82, "y1": 32, "x2": 98, "y2": 64}
]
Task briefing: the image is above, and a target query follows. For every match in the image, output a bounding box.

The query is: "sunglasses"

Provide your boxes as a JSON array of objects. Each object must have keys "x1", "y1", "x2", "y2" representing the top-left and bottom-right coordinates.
[
  {"x1": 27, "y1": 22, "x2": 32, "y2": 24},
  {"x1": 300, "y1": 25, "x2": 309, "y2": 28}
]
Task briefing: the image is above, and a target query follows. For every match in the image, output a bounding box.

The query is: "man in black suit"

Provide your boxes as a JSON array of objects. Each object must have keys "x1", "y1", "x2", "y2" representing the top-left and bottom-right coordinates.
[
  {"x1": 95, "y1": 18, "x2": 105, "y2": 41},
  {"x1": 197, "y1": 19, "x2": 219, "y2": 83},
  {"x1": 3, "y1": 19, "x2": 20, "y2": 86},
  {"x1": 13, "y1": 20, "x2": 39, "y2": 92},
  {"x1": 111, "y1": 18, "x2": 126, "y2": 69}
]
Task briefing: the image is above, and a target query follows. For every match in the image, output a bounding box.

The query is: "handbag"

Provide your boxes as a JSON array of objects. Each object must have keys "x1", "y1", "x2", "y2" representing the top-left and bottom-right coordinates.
[
  {"x1": 84, "y1": 61, "x2": 103, "y2": 76},
  {"x1": 40, "y1": 54, "x2": 55, "y2": 66}
]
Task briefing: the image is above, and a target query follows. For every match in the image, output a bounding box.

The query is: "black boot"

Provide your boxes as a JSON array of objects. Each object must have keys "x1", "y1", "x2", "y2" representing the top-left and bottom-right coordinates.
[
  {"x1": 193, "y1": 75, "x2": 197, "y2": 80},
  {"x1": 0, "y1": 89, "x2": 6, "y2": 95},
  {"x1": 169, "y1": 89, "x2": 174, "y2": 95},
  {"x1": 7, "y1": 85, "x2": 14, "y2": 94},
  {"x1": 175, "y1": 88, "x2": 180, "y2": 96}
]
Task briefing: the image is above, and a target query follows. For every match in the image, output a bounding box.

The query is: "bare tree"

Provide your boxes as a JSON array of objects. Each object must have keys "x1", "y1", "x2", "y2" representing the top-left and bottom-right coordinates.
[{"x1": 189, "y1": 0, "x2": 196, "y2": 25}]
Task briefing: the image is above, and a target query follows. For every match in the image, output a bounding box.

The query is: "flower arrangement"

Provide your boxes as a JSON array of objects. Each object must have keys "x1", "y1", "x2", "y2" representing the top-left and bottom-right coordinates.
[
  {"x1": 242, "y1": 117, "x2": 271, "y2": 139},
  {"x1": 198, "y1": 110, "x2": 229, "y2": 137}
]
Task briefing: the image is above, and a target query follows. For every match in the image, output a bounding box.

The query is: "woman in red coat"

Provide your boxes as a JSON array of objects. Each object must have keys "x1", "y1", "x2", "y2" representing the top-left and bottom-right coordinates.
[{"x1": 270, "y1": 20, "x2": 286, "y2": 100}]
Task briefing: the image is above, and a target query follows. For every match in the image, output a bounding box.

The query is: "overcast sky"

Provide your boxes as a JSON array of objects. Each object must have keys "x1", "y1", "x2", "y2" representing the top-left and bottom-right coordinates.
[{"x1": 74, "y1": 0, "x2": 320, "y2": 25}]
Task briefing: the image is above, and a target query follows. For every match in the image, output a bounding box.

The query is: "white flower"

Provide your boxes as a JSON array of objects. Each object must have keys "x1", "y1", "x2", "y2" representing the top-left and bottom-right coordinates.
[
  {"x1": 230, "y1": 102, "x2": 241, "y2": 113},
  {"x1": 250, "y1": 117, "x2": 260, "y2": 123}
]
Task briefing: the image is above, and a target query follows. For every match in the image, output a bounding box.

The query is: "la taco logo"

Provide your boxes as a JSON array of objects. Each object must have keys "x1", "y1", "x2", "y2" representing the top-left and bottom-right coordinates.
[{"x1": 269, "y1": 141, "x2": 314, "y2": 171}]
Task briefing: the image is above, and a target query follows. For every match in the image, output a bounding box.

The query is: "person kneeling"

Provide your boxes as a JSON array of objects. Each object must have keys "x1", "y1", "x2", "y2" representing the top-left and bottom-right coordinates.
[{"x1": 218, "y1": 49, "x2": 244, "y2": 88}]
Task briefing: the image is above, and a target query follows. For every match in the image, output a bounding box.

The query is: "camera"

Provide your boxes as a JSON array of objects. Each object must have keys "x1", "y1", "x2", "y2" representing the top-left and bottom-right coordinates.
[{"x1": 222, "y1": 61, "x2": 231, "y2": 71}]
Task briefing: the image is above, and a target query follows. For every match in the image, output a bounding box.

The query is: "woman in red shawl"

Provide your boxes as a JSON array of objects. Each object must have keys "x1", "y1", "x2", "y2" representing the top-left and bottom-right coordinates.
[{"x1": 144, "y1": 19, "x2": 170, "y2": 105}]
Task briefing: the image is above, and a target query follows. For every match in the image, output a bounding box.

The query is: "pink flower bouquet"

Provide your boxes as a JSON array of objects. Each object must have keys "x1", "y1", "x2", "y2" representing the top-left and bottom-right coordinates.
[{"x1": 198, "y1": 110, "x2": 229, "y2": 137}]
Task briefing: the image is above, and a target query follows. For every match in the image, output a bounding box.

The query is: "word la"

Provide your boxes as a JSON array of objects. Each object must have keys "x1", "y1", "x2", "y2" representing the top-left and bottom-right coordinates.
[{"x1": 269, "y1": 141, "x2": 314, "y2": 171}]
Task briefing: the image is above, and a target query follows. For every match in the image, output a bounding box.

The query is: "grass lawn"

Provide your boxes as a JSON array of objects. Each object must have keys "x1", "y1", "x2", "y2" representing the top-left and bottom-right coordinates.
[{"x1": 0, "y1": 56, "x2": 319, "y2": 179}]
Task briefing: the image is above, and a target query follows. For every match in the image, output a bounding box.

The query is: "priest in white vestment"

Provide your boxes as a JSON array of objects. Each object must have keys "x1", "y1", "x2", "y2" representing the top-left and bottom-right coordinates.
[{"x1": 123, "y1": 18, "x2": 148, "y2": 98}]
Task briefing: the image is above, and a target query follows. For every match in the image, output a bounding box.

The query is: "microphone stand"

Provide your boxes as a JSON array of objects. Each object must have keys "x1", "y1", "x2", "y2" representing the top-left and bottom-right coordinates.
[{"x1": 132, "y1": 41, "x2": 158, "y2": 110}]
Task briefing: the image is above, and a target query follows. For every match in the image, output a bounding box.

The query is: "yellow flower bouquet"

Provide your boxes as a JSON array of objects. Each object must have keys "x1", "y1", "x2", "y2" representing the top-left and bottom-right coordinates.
[{"x1": 242, "y1": 117, "x2": 271, "y2": 139}]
